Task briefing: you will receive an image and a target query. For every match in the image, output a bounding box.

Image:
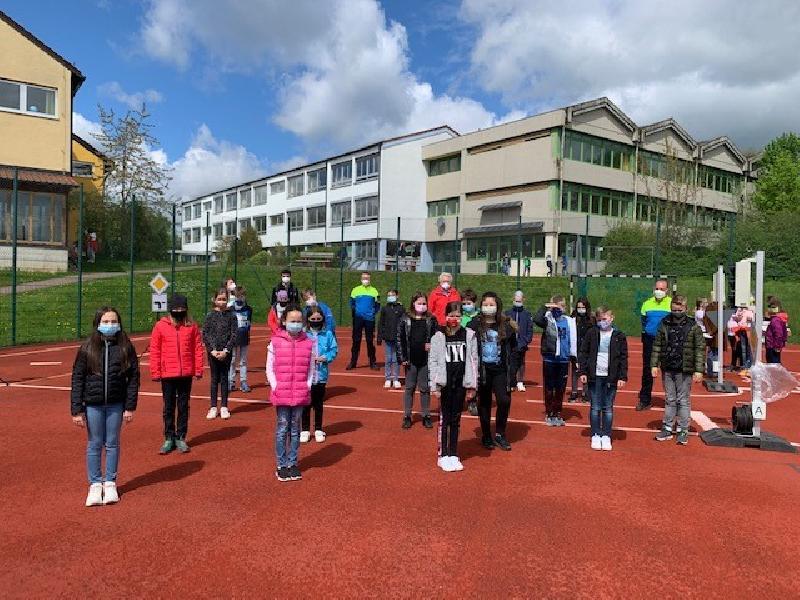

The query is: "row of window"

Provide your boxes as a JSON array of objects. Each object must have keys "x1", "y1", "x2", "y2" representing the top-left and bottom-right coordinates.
[
  {"x1": 558, "y1": 234, "x2": 603, "y2": 261},
  {"x1": 466, "y1": 234, "x2": 547, "y2": 264},
  {"x1": 427, "y1": 154, "x2": 461, "y2": 177},
  {"x1": 427, "y1": 197, "x2": 459, "y2": 218},
  {"x1": 0, "y1": 191, "x2": 65, "y2": 243},
  {"x1": 0, "y1": 78, "x2": 57, "y2": 118}
]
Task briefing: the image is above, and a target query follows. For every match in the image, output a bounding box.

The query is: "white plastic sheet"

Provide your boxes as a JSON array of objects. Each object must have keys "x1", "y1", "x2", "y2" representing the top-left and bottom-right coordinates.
[{"x1": 749, "y1": 363, "x2": 799, "y2": 403}]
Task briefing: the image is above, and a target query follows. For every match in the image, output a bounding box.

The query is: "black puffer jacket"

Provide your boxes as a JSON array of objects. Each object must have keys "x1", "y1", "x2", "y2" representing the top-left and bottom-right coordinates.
[
  {"x1": 397, "y1": 314, "x2": 438, "y2": 363},
  {"x1": 70, "y1": 338, "x2": 140, "y2": 416},
  {"x1": 466, "y1": 317, "x2": 520, "y2": 388}
]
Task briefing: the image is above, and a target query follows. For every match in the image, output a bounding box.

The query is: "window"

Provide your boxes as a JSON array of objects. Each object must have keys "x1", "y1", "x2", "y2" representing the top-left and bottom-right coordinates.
[
  {"x1": 26, "y1": 85, "x2": 56, "y2": 116},
  {"x1": 225, "y1": 221, "x2": 236, "y2": 236},
  {"x1": 193, "y1": 203, "x2": 201, "y2": 219},
  {"x1": 239, "y1": 218, "x2": 251, "y2": 233},
  {"x1": 699, "y1": 166, "x2": 738, "y2": 194},
  {"x1": 253, "y1": 215, "x2": 267, "y2": 234},
  {"x1": 31, "y1": 194, "x2": 52, "y2": 242},
  {"x1": 427, "y1": 197, "x2": 459, "y2": 217},
  {"x1": 466, "y1": 234, "x2": 546, "y2": 263},
  {"x1": 354, "y1": 240, "x2": 377, "y2": 260},
  {"x1": 254, "y1": 185, "x2": 268, "y2": 206},
  {"x1": 225, "y1": 193, "x2": 237, "y2": 211},
  {"x1": 270, "y1": 214, "x2": 285, "y2": 227},
  {"x1": 0, "y1": 79, "x2": 56, "y2": 117},
  {"x1": 331, "y1": 201, "x2": 351, "y2": 226},
  {"x1": 184, "y1": 229, "x2": 192, "y2": 244},
  {"x1": 354, "y1": 195, "x2": 379, "y2": 223},
  {"x1": 213, "y1": 223, "x2": 223, "y2": 240},
  {"x1": 356, "y1": 154, "x2": 380, "y2": 180},
  {"x1": 192, "y1": 227, "x2": 201, "y2": 243},
  {"x1": 72, "y1": 161, "x2": 93, "y2": 177},
  {"x1": 563, "y1": 131, "x2": 634, "y2": 173},
  {"x1": 0, "y1": 80, "x2": 21, "y2": 110},
  {"x1": 427, "y1": 154, "x2": 461, "y2": 176},
  {"x1": 239, "y1": 189, "x2": 251, "y2": 209},
  {"x1": 288, "y1": 174, "x2": 304, "y2": 197},
  {"x1": 270, "y1": 180, "x2": 286, "y2": 194},
  {"x1": 332, "y1": 160, "x2": 352, "y2": 186},
  {"x1": 307, "y1": 205, "x2": 326, "y2": 229},
  {"x1": 203, "y1": 201, "x2": 212, "y2": 213},
  {"x1": 0, "y1": 191, "x2": 65, "y2": 243},
  {"x1": 558, "y1": 234, "x2": 603, "y2": 261},
  {"x1": 214, "y1": 195, "x2": 223, "y2": 214},
  {"x1": 287, "y1": 209, "x2": 303, "y2": 231},
  {"x1": 561, "y1": 182, "x2": 633, "y2": 220},
  {"x1": 307, "y1": 168, "x2": 327, "y2": 193}
]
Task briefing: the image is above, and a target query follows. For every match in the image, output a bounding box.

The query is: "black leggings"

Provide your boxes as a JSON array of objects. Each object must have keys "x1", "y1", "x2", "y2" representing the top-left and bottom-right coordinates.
[
  {"x1": 439, "y1": 385, "x2": 466, "y2": 457},
  {"x1": 209, "y1": 353, "x2": 232, "y2": 408},
  {"x1": 478, "y1": 368, "x2": 511, "y2": 438},
  {"x1": 302, "y1": 383, "x2": 327, "y2": 431}
]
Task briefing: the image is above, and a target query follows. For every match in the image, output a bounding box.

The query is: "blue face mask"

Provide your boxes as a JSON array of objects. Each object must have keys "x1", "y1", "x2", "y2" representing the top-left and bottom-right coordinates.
[
  {"x1": 286, "y1": 322, "x2": 303, "y2": 334},
  {"x1": 98, "y1": 323, "x2": 120, "y2": 336},
  {"x1": 597, "y1": 319, "x2": 612, "y2": 331},
  {"x1": 387, "y1": 295, "x2": 397, "y2": 303}
]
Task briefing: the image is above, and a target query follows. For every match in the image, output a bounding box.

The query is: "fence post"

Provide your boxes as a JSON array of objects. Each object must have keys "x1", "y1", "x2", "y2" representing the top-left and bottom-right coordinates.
[
  {"x1": 453, "y1": 215, "x2": 460, "y2": 289},
  {"x1": 583, "y1": 214, "x2": 589, "y2": 276},
  {"x1": 171, "y1": 202, "x2": 177, "y2": 292},
  {"x1": 654, "y1": 211, "x2": 662, "y2": 277},
  {"x1": 11, "y1": 167, "x2": 18, "y2": 345},
  {"x1": 516, "y1": 215, "x2": 522, "y2": 290},
  {"x1": 76, "y1": 186, "x2": 84, "y2": 338},
  {"x1": 204, "y1": 212, "x2": 210, "y2": 310},
  {"x1": 286, "y1": 220, "x2": 291, "y2": 268},
  {"x1": 339, "y1": 219, "x2": 345, "y2": 324},
  {"x1": 395, "y1": 216, "x2": 400, "y2": 293},
  {"x1": 129, "y1": 195, "x2": 136, "y2": 330},
  {"x1": 313, "y1": 263, "x2": 318, "y2": 291},
  {"x1": 233, "y1": 236, "x2": 238, "y2": 282}
]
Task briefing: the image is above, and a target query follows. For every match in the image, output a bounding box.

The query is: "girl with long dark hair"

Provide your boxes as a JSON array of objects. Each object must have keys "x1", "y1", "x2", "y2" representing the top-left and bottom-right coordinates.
[{"x1": 397, "y1": 291, "x2": 439, "y2": 429}]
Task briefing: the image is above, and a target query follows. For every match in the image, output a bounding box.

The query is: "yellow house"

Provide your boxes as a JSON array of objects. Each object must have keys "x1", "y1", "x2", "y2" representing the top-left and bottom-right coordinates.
[
  {"x1": 0, "y1": 9, "x2": 85, "y2": 271},
  {"x1": 70, "y1": 134, "x2": 110, "y2": 245}
]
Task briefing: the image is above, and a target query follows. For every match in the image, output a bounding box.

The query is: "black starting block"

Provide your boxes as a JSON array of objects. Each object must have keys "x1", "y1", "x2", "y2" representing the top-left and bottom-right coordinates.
[
  {"x1": 703, "y1": 379, "x2": 739, "y2": 393},
  {"x1": 700, "y1": 428, "x2": 796, "y2": 453}
]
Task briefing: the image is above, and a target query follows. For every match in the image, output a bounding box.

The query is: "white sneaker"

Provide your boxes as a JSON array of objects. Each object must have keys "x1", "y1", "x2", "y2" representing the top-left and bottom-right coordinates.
[
  {"x1": 102, "y1": 482, "x2": 119, "y2": 505},
  {"x1": 591, "y1": 435, "x2": 602, "y2": 450},
  {"x1": 450, "y1": 457, "x2": 464, "y2": 471},
  {"x1": 392, "y1": 380, "x2": 402, "y2": 389},
  {"x1": 206, "y1": 407, "x2": 218, "y2": 420},
  {"x1": 300, "y1": 431, "x2": 311, "y2": 443},
  {"x1": 85, "y1": 483, "x2": 103, "y2": 507},
  {"x1": 516, "y1": 382, "x2": 526, "y2": 392},
  {"x1": 601, "y1": 435, "x2": 612, "y2": 451},
  {"x1": 314, "y1": 430, "x2": 326, "y2": 443},
  {"x1": 439, "y1": 456, "x2": 455, "y2": 472},
  {"x1": 220, "y1": 407, "x2": 231, "y2": 420},
  {"x1": 384, "y1": 380, "x2": 391, "y2": 389}
]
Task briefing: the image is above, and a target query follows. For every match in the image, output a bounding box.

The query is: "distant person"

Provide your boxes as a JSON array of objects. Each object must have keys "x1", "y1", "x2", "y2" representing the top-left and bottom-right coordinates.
[
  {"x1": 398, "y1": 292, "x2": 438, "y2": 429},
  {"x1": 569, "y1": 297, "x2": 594, "y2": 402},
  {"x1": 523, "y1": 256, "x2": 531, "y2": 277},
  {"x1": 68, "y1": 241, "x2": 79, "y2": 270},
  {"x1": 377, "y1": 288, "x2": 405, "y2": 389},
  {"x1": 300, "y1": 306, "x2": 338, "y2": 444},
  {"x1": 270, "y1": 268, "x2": 300, "y2": 306},
  {"x1": 561, "y1": 254, "x2": 568, "y2": 276},
  {"x1": 229, "y1": 286, "x2": 253, "y2": 393},
  {"x1": 532, "y1": 295, "x2": 576, "y2": 427},
  {"x1": 505, "y1": 290, "x2": 533, "y2": 392},
  {"x1": 347, "y1": 272, "x2": 380, "y2": 370},
  {"x1": 428, "y1": 272, "x2": 461, "y2": 327},
  {"x1": 223, "y1": 277, "x2": 237, "y2": 307},
  {"x1": 87, "y1": 231, "x2": 98, "y2": 263},
  {"x1": 301, "y1": 289, "x2": 336, "y2": 335},
  {"x1": 546, "y1": 254, "x2": 553, "y2": 277},
  {"x1": 203, "y1": 288, "x2": 237, "y2": 420},
  {"x1": 460, "y1": 289, "x2": 480, "y2": 416},
  {"x1": 502, "y1": 253, "x2": 511, "y2": 275},
  {"x1": 268, "y1": 290, "x2": 289, "y2": 333},
  {"x1": 765, "y1": 301, "x2": 788, "y2": 364},
  {"x1": 637, "y1": 279, "x2": 672, "y2": 411}
]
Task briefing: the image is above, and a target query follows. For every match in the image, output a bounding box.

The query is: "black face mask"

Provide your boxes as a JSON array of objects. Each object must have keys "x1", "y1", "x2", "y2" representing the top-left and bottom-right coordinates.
[
  {"x1": 309, "y1": 321, "x2": 323, "y2": 330},
  {"x1": 171, "y1": 310, "x2": 186, "y2": 321}
]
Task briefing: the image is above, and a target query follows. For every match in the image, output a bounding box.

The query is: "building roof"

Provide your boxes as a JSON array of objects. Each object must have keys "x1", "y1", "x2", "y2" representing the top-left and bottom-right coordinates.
[
  {"x1": 0, "y1": 10, "x2": 86, "y2": 94},
  {"x1": 462, "y1": 221, "x2": 544, "y2": 236},
  {"x1": 698, "y1": 136, "x2": 746, "y2": 165},
  {"x1": 72, "y1": 134, "x2": 108, "y2": 161},
  {"x1": 568, "y1": 97, "x2": 637, "y2": 132},
  {"x1": 0, "y1": 165, "x2": 79, "y2": 188},
  {"x1": 477, "y1": 201, "x2": 522, "y2": 211},
  {"x1": 639, "y1": 118, "x2": 698, "y2": 151}
]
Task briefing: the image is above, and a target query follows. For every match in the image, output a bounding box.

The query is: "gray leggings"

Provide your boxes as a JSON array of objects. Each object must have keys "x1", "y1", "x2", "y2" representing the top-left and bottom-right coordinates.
[
  {"x1": 662, "y1": 371, "x2": 692, "y2": 431},
  {"x1": 404, "y1": 363, "x2": 430, "y2": 417}
]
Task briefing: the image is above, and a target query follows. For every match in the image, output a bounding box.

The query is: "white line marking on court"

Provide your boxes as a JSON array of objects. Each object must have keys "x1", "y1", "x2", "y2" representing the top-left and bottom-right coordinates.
[
  {"x1": 0, "y1": 335, "x2": 150, "y2": 358},
  {"x1": 690, "y1": 410, "x2": 717, "y2": 432},
  {"x1": 29, "y1": 361, "x2": 62, "y2": 366}
]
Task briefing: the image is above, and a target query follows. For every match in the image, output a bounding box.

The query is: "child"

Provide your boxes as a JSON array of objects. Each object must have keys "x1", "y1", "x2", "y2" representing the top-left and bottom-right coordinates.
[
  {"x1": 398, "y1": 292, "x2": 438, "y2": 429},
  {"x1": 203, "y1": 288, "x2": 238, "y2": 420},
  {"x1": 300, "y1": 306, "x2": 338, "y2": 443},
  {"x1": 467, "y1": 291, "x2": 519, "y2": 450},
  {"x1": 377, "y1": 288, "x2": 405, "y2": 389},
  {"x1": 150, "y1": 294, "x2": 204, "y2": 454},
  {"x1": 268, "y1": 289, "x2": 290, "y2": 332},
  {"x1": 533, "y1": 295, "x2": 577, "y2": 426},
  {"x1": 302, "y1": 288, "x2": 336, "y2": 335},
  {"x1": 578, "y1": 307, "x2": 627, "y2": 451},
  {"x1": 726, "y1": 309, "x2": 742, "y2": 372},
  {"x1": 223, "y1": 277, "x2": 237, "y2": 307},
  {"x1": 229, "y1": 286, "x2": 253, "y2": 393},
  {"x1": 429, "y1": 301, "x2": 478, "y2": 472},
  {"x1": 765, "y1": 301, "x2": 788, "y2": 364},
  {"x1": 652, "y1": 295, "x2": 705, "y2": 445},
  {"x1": 266, "y1": 305, "x2": 315, "y2": 482},
  {"x1": 71, "y1": 306, "x2": 140, "y2": 506},
  {"x1": 569, "y1": 297, "x2": 594, "y2": 402},
  {"x1": 505, "y1": 290, "x2": 533, "y2": 392},
  {"x1": 460, "y1": 289, "x2": 479, "y2": 416}
]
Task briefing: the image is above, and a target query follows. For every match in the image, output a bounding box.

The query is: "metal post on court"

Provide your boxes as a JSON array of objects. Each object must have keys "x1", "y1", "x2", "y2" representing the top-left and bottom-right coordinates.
[
  {"x1": 76, "y1": 187, "x2": 84, "y2": 338},
  {"x1": 233, "y1": 236, "x2": 238, "y2": 282},
  {"x1": 128, "y1": 195, "x2": 136, "y2": 330},
  {"x1": 171, "y1": 202, "x2": 177, "y2": 293},
  {"x1": 11, "y1": 167, "x2": 18, "y2": 345},
  {"x1": 453, "y1": 215, "x2": 460, "y2": 289},
  {"x1": 338, "y1": 219, "x2": 345, "y2": 324},
  {"x1": 516, "y1": 215, "x2": 522, "y2": 290},
  {"x1": 395, "y1": 216, "x2": 400, "y2": 293},
  {"x1": 583, "y1": 214, "x2": 589, "y2": 276},
  {"x1": 204, "y1": 212, "x2": 210, "y2": 309}
]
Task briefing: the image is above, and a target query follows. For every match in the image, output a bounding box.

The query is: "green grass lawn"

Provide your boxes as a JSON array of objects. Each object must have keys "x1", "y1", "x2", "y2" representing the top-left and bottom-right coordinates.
[
  {"x1": 0, "y1": 270, "x2": 70, "y2": 287},
  {"x1": 0, "y1": 263, "x2": 796, "y2": 347}
]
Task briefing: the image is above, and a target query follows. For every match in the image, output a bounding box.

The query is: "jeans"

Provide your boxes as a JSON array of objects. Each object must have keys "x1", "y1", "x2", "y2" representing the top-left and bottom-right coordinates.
[
  {"x1": 543, "y1": 360, "x2": 569, "y2": 417},
  {"x1": 209, "y1": 352, "x2": 232, "y2": 408},
  {"x1": 85, "y1": 403, "x2": 124, "y2": 484},
  {"x1": 662, "y1": 371, "x2": 692, "y2": 432},
  {"x1": 439, "y1": 385, "x2": 466, "y2": 457},
  {"x1": 478, "y1": 366, "x2": 511, "y2": 437},
  {"x1": 737, "y1": 331, "x2": 752, "y2": 368},
  {"x1": 404, "y1": 363, "x2": 430, "y2": 417},
  {"x1": 162, "y1": 377, "x2": 192, "y2": 439},
  {"x1": 766, "y1": 348, "x2": 782, "y2": 364},
  {"x1": 639, "y1": 334, "x2": 655, "y2": 403},
  {"x1": 229, "y1": 344, "x2": 250, "y2": 385},
  {"x1": 589, "y1": 377, "x2": 616, "y2": 437},
  {"x1": 302, "y1": 383, "x2": 326, "y2": 431},
  {"x1": 275, "y1": 405, "x2": 303, "y2": 468},
  {"x1": 351, "y1": 316, "x2": 376, "y2": 366},
  {"x1": 384, "y1": 341, "x2": 400, "y2": 380}
]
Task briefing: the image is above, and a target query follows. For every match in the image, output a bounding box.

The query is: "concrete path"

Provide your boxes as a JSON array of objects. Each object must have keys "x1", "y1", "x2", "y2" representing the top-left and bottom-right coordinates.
[{"x1": 0, "y1": 267, "x2": 195, "y2": 295}]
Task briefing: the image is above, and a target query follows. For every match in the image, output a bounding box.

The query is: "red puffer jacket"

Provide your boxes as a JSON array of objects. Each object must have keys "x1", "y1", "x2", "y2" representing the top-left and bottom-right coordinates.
[{"x1": 150, "y1": 317, "x2": 205, "y2": 380}]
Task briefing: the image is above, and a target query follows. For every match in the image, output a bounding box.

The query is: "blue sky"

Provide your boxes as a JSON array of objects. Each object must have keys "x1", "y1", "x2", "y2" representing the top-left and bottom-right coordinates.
[{"x1": 5, "y1": 0, "x2": 800, "y2": 200}]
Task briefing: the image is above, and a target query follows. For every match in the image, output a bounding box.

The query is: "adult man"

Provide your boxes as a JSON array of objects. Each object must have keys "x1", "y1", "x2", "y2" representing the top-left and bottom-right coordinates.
[
  {"x1": 270, "y1": 268, "x2": 300, "y2": 306},
  {"x1": 348, "y1": 272, "x2": 380, "y2": 370},
  {"x1": 428, "y1": 272, "x2": 461, "y2": 327},
  {"x1": 637, "y1": 278, "x2": 672, "y2": 410}
]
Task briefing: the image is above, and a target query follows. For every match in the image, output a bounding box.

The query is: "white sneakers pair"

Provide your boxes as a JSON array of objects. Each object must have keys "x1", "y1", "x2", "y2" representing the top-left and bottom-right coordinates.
[
  {"x1": 384, "y1": 380, "x2": 402, "y2": 389},
  {"x1": 206, "y1": 407, "x2": 231, "y2": 420},
  {"x1": 300, "y1": 430, "x2": 326, "y2": 443},
  {"x1": 85, "y1": 482, "x2": 119, "y2": 507},
  {"x1": 437, "y1": 456, "x2": 464, "y2": 472},
  {"x1": 516, "y1": 382, "x2": 526, "y2": 392},
  {"x1": 591, "y1": 435, "x2": 612, "y2": 451}
]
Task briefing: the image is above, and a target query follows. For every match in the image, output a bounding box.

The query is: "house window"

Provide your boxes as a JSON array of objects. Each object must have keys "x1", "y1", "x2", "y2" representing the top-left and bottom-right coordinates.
[
  {"x1": 72, "y1": 161, "x2": 94, "y2": 177},
  {"x1": 427, "y1": 154, "x2": 461, "y2": 176},
  {"x1": 239, "y1": 189, "x2": 251, "y2": 209},
  {"x1": 332, "y1": 160, "x2": 352, "y2": 186},
  {"x1": 288, "y1": 175, "x2": 304, "y2": 197},
  {"x1": 563, "y1": 131, "x2": 635, "y2": 173},
  {"x1": 354, "y1": 240, "x2": 377, "y2": 260},
  {"x1": 0, "y1": 79, "x2": 56, "y2": 117},
  {"x1": 331, "y1": 200, "x2": 351, "y2": 227},
  {"x1": 270, "y1": 180, "x2": 286, "y2": 194},
  {"x1": 356, "y1": 154, "x2": 380, "y2": 180},
  {"x1": 427, "y1": 197, "x2": 459, "y2": 217},
  {"x1": 307, "y1": 205, "x2": 326, "y2": 229},
  {"x1": 270, "y1": 213, "x2": 285, "y2": 227},
  {"x1": 0, "y1": 191, "x2": 65, "y2": 243},
  {"x1": 225, "y1": 193, "x2": 237, "y2": 211},
  {"x1": 0, "y1": 80, "x2": 21, "y2": 111},
  {"x1": 193, "y1": 203, "x2": 201, "y2": 219},
  {"x1": 192, "y1": 227, "x2": 201, "y2": 243},
  {"x1": 287, "y1": 209, "x2": 303, "y2": 231},
  {"x1": 239, "y1": 218, "x2": 251, "y2": 232},
  {"x1": 354, "y1": 195, "x2": 379, "y2": 223},
  {"x1": 307, "y1": 168, "x2": 327, "y2": 193},
  {"x1": 225, "y1": 221, "x2": 236, "y2": 236},
  {"x1": 253, "y1": 215, "x2": 267, "y2": 234},
  {"x1": 254, "y1": 185, "x2": 268, "y2": 205},
  {"x1": 203, "y1": 201, "x2": 211, "y2": 213},
  {"x1": 213, "y1": 223, "x2": 223, "y2": 240},
  {"x1": 214, "y1": 195, "x2": 223, "y2": 214},
  {"x1": 184, "y1": 229, "x2": 192, "y2": 244}
]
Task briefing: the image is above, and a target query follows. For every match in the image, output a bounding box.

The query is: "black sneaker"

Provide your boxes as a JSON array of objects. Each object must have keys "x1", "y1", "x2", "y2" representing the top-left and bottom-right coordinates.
[
  {"x1": 275, "y1": 467, "x2": 290, "y2": 482},
  {"x1": 370, "y1": 363, "x2": 380, "y2": 371},
  {"x1": 494, "y1": 434, "x2": 512, "y2": 451},
  {"x1": 468, "y1": 401, "x2": 478, "y2": 416},
  {"x1": 481, "y1": 436, "x2": 495, "y2": 450},
  {"x1": 635, "y1": 400, "x2": 652, "y2": 411},
  {"x1": 345, "y1": 363, "x2": 356, "y2": 371},
  {"x1": 422, "y1": 415, "x2": 433, "y2": 429},
  {"x1": 288, "y1": 465, "x2": 302, "y2": 481},
  {"x1": 402, "y1": 416, "x2": 412, "y2": 429}
]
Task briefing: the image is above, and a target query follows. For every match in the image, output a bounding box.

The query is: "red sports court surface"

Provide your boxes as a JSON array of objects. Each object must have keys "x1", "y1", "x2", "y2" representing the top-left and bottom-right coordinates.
[{"x1": 1, "y1": 326, "x2": 799, "y2": 597}]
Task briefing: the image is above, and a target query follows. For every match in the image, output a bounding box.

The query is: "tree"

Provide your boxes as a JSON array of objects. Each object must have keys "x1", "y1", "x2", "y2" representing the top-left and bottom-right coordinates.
[
  {"x1": 752, "y1": 132, "x2": 800, "y2": 213},
  {"x1": 95, "y1": 104, "x2": 172, "y2": 206},
  {"x1": 217, "y1": 226, "x2": 263, "y2": 265}
]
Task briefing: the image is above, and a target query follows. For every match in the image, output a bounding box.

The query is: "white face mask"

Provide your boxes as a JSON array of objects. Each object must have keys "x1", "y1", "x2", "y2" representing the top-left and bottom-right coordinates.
[
  {"x1": 441, "y1": 281, "x2": 451, "y2": 290},
  {"x1": 654, "y1": 289, "x2": 667, "y2": 300},
  {"x1": 281, "y1": 276, "x2": 290, "y2": 284},
  {"x1": 227, "y1": 282, "x2": 236, "y2": 291},
  {"x1": 361, "y1": 279, "x2": 370, "y2": 287},
  {"x1": 481, "y1": 305, "x2": 497, "y2": 316},
  {"x1": 306, "y1": 298, "x2": 317, "y2": 307},
  {"x1": 577, "y1": 307, "x2": 587, "y2": 315}
]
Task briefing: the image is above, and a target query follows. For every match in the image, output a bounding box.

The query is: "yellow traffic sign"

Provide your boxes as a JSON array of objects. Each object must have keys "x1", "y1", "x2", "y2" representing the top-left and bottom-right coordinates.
[{"x1": 149, "y1": 273, "x2": 170, "y2": 294}]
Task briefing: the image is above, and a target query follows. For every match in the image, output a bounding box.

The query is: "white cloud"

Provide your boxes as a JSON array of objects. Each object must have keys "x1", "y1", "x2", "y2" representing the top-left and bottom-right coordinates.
[
  {"x1": 72, "y1": 112, "x2": 103, "y2": 148},
  {"x1": 98, "y1": 81, "x2": 164, "y2": 111},
  {"x1": 460, "y1": 0, "x2": 800, "y2": 148}
]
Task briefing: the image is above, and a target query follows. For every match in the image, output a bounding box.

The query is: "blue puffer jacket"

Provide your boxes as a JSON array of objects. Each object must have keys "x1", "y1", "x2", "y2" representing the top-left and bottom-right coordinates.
[{"x1": 307, "y1": 328, "x2": 338, "y2": 383}]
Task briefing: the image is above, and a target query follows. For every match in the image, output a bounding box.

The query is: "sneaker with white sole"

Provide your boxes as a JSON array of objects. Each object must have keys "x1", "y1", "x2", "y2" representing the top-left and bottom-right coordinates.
[
  {"x1": 384, "y1": 380, "x2": 391, "y2": 389},
  {"x1": 591, "y1": 435, "x2": 602, "y2": 450},
  {"x1": 655, "y1": 427, "x2": 673, "y2": 441},
  {"x1": 85, "y1": 483, "x2": 103, "y2": 507},
  {"x1": 299, "y1": 431, "x2": 311, "y2": 443},
  {"x1": 450, "y1": 457, "x2": 464, "y2": 471},
  {"x1": 314, "y1": 430, "x2": 326, "y2": 443},
  {"x1": 516, "y1": 382, "x2": 526, "y2": 392},
  {"x1": 206, "y1": 407, "x2": 218, "y2": 420},
  {"x1": 392, "y1": 380, "x2": 402, "y2": 389},
  {"x1": 220, "y1": 407, "x2": 231, "y2": 420},
  {"x1": 102, "y1": 482, "x2": 119, "y2": 504},
  {"x1": 439, "y1": 456, "x2": 456, "y2": 472},
  {"x1": 600, "y1": 435, "x2": 612, "y2": 451}
]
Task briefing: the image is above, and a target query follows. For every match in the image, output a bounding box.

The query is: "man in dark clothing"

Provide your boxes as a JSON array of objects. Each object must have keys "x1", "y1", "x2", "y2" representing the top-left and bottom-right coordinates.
[{"x1": 270, "y1": 268, "x2": 300, "y2": 306}]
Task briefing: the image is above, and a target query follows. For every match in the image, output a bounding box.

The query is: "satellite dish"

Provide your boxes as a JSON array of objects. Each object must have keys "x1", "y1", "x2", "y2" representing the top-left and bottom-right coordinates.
[{"x1": 436, "y1": 217, "x2": 446, "y2": 235}]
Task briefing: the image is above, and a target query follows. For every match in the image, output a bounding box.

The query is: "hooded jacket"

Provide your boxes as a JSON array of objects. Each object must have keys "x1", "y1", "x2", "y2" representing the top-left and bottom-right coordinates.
[
  {"x1": 428, "y1": 326, "x2": 479, "y2": 390},
  {"x1": 150, "y1": 317, "x2": 204, "y2": 380}
]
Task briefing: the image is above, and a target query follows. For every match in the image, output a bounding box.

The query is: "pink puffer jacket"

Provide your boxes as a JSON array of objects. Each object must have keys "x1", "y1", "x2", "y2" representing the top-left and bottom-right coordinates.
[{"x1": 266, "y1": 329, "x2": 314, "y2": 406}]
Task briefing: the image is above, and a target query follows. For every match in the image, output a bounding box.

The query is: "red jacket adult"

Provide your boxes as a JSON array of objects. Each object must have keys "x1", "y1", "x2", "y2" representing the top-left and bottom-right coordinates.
[
  {"x1": 149, "y1": 316, "x2": 204, "y2": 380},
  {"x1": 428, "y1": 285, "x2": 461, "y2": 327}
]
